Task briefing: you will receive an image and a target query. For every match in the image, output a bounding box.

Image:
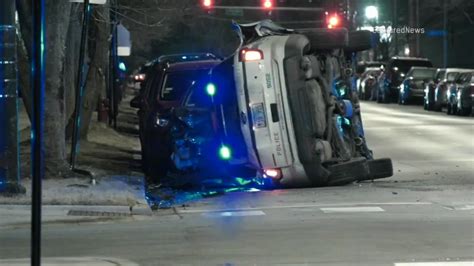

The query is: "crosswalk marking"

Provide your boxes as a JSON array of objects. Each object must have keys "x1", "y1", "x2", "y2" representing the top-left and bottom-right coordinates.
[
  {"x1": 202, "y1": 210, "x2": 265, "y2": 218},
  {"x1": 320, "y1": 206, "x2": 385, "y2": 213}
]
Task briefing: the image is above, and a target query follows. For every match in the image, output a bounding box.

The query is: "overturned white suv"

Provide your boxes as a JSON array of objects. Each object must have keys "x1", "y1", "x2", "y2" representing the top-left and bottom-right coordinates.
[{"x1": 213, "y1": 20, "x2": 393, "y2": 187}]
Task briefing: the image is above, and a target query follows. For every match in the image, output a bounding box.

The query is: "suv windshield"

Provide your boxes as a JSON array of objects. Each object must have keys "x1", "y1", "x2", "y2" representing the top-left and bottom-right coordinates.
[{"x1": 160, "y1": 69, "x2": 209, "y2": 101}]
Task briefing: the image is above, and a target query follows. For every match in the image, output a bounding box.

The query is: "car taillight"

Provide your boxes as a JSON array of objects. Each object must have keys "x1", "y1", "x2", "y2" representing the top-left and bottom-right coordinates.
[
  {"x1": 240, "y1": 49, "x2": 263, "y2": 62},
  {"x1": 264, "y1": 168, "x2": 282, "y2": 179},
  {"x1": 134, "y1": 74, "x2": 145, "y2": 81}
]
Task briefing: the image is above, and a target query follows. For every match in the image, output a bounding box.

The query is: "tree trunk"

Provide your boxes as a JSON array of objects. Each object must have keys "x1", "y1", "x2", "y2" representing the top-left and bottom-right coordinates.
[
  {"x1": 80, "y1": 7, "x2": 110, "y2": 139},
  {"x1": 43, "y1": 1, "x2": 72, "y2": 176},
  {"x1": 16, "y1": 0, "x2": 33, "y2": 122}
]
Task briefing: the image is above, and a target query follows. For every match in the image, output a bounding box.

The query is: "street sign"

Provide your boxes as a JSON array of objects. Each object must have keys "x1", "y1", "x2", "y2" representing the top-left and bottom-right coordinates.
[
  {"x1": 70, "y1": 0, "x2": 106, "y2": 4},
  {"x1": 117, "y1": 23, "x2": 131, "y2": 56}
]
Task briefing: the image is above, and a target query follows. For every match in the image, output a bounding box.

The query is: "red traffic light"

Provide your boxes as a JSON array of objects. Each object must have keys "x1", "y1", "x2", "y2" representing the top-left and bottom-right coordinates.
[
  {"x1": 262, "y1": 0, "x2": 273, "y2": 10},
  {"x1": 327, "y1": 14, "x2": 340, "y2": 28},
  {"x1": 202, "y1": 0, "x2": 213, "y2": 8}
]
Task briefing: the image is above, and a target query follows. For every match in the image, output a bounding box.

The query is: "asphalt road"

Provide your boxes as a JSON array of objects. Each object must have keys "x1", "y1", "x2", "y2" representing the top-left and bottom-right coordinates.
[{"x1": 1, "y1": 102, "x2": 473, "y2": 266}]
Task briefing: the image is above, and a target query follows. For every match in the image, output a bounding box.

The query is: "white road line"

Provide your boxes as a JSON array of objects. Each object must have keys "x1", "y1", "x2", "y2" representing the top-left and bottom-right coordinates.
[
  {"x1": 449, "y1": 205, "x2": 474, "y2": 211},
  {"x1": 320, "y1": 206, "x2": 385, "y2": 213},
  {"x1": 202, "y1": 210, "x2": 265, "y2": 218},
  {"x1": 394, "y1": 262, "x2": 474, "y2": 266},
  {"x1": 178, "y1": 202, "x2": 432, "y2": 214}
]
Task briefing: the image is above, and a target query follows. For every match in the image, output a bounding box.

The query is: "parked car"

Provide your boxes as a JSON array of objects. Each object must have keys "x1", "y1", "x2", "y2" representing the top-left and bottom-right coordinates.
[
  {"x1": 447, "y1": 71, "x2": 474, "y2": 116},
  {"x1": 378, "y1": 57, "x2": 433, "y2": 103},
  {"x1": 398, "y1": 67, "x2": 437, "y2": 105},
  {"x1": 429, "y1": 68, "x2": 471, "y2": 111},
  {"x1": 162, "y1": 60, "x2": 254, "y2": 181},
  {"x1": 358, "y1": 67, "x2": 382, "y2": 100},
  {"x1": 355, "y1": 61, "x2": 385, "y2": 76},
  {"x1": 130, "y1": 53, "x2": 221, "y2": 181},
  {"x1": 423, "y1": 68, "x2": 445, "y2": 110},
  {"x1": 207, "y1": 20, "x2": 393, "y2": 187},
  {"x1": 130, "y1": 62, "x2": 152, "y2": 91}
]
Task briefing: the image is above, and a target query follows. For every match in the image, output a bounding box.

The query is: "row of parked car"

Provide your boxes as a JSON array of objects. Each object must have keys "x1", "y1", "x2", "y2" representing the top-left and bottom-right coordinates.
[
  {"x1": 129, "y1": 20, "x2": 393, "y2": 188},
  {"x1": 356, "y1": 57, "x2": 474, "y2": 116}
]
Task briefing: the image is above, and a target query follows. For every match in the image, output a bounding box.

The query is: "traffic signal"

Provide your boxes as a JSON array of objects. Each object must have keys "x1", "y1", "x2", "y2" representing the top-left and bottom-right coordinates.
[
  {"x1": 327, "y1": 14, "x2": 340, "y2": 29},
  {"x1": 202, "y1": 0, "x2": 213, "y2": 9},
  {"x1": 262, "y1": 0, "x2": 273, "y2": 10}
]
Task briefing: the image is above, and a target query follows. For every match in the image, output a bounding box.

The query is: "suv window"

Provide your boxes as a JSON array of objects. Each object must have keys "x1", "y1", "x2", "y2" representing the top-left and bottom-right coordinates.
[
  {"x1": 435, "y1": 70, "x2": 445, "y2": 82},
  {"x1": 160, "y1": 69, "x2": 208, "y2": 101},
  {"x1": 455, "y1": 73, "x2": 471, "y2": 84},
  {"x1": 446, "y1": 72, "x2": 459, "y2": 82},
  {"x1": 185, "y1": 83, "x2": 212, "y2": 108}
]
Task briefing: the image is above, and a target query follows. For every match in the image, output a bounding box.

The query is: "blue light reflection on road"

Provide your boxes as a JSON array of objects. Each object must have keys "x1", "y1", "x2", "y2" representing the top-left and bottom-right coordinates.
[{"x1": 146, "y1": 175, "x2": 278, "y2": 209}]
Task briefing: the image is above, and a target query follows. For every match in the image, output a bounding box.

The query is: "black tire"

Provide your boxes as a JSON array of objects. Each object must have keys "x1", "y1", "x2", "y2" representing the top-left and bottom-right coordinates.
[
  {"x1": 376, "y1": 92, "x2": 382, "y2": 103},
  {"x1": 364, "y1": 86, "x2": 372, "y2": 101},
  {"x1": 446, "y1": 104, "x2": 452, "y2": 115},
  {"x1": 301, "y1": 28, "x2": 348, "y2": 50},
  {"x1": 425, "y1": 90, "x2": 435, "y2": 110},
  {"x1": 144, "y1": 135, "x2": 172, "y2": 182},
  {"x1": 347, "y1": 30, "x2": 374, "y2": 52},
  {"x1": 459, "y1": 107, "x2": 472, "y2": 116},
  {"x1": 365, "y1": 158, "x2": 393, "y2": 180},
  {"x1": 327, "y1": 157, "x2": 369, "y2": 186}
]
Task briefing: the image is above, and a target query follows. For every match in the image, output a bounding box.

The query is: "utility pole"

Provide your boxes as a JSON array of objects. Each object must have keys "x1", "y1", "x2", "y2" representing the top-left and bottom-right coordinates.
[
  {"x1": 415, "y1": 0, "x2": 420, "y2": 56},
  {"x1": 31, "y1": 0, "x2": 46, "y2": 264},
  {"x1": 394, "y1": 0, "x2": 398, "y2": 56},
  {"x1": 108, "y1": 0, "x2": 118, "y2": 128},
  {"x1": 443, "y1": 0, "x2": 448, "y2": 67},
  {"x1": 0, "y1": 0, "x2": 21, "y2": 194}
]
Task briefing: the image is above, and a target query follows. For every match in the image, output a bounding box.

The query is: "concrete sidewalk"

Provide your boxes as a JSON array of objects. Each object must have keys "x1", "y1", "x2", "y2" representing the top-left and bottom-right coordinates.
[
  {"x1": 0, "y1": 204, "x2": 152, "y2": 228},
  {"x1": 0, "y1": 257, "x2": 139, "y2": 266}
]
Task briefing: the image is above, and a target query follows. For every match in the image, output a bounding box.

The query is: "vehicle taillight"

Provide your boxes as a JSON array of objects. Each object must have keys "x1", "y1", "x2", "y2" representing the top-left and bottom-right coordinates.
[
  {"x1": 134, "y1": 74, "x2": 145, "y2": 81},
  {"x1": 240, "y1": 49, "x2": 263, "y2": 62},
  {"x1": 327, "y1": 14, "x2": 340, "y2": 29},
  {"x1": 264, "y1": 168, "x2": 282, "y2": 179}
]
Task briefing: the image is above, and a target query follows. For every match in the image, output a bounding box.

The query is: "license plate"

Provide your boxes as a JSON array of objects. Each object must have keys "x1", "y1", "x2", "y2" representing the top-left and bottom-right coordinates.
[{"x1": 250, "y1": 103, "x2": 267, "y2": 128}]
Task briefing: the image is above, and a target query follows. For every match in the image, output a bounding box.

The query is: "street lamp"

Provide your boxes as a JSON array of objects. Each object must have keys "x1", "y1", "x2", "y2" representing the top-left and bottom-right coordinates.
[{"x1": 365, "y1": 5, "x2": 378, "y2": 21}]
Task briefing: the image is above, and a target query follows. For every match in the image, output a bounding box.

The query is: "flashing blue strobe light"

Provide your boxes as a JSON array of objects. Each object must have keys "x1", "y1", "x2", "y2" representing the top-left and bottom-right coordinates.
[
  {"x1": 206, "y1": 83, "x2": 216, "y2": 96},
  {"x1": 219, "y1": 145, "x2": 232, "y2": 160}
]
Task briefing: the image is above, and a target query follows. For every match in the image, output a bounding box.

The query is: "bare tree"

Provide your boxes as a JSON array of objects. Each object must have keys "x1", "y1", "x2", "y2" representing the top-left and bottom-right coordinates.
[{"x1": 17, "y1": 0, "x2": 73, "y2": 177}]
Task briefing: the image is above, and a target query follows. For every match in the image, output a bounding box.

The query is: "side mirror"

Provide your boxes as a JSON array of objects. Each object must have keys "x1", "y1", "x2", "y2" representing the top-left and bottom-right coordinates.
[{"x1": 130, "y1": 95, "x2": 142, "y2": 108}]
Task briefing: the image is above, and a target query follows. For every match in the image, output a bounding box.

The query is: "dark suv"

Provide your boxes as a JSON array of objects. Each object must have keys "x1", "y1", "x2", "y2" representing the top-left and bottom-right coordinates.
[
  {"x1": 378, "y1": 57, "x2": 433, "y2": 103},
  {"x1": 130, "y1": 53, "x2": 221, "y2": 181}
]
